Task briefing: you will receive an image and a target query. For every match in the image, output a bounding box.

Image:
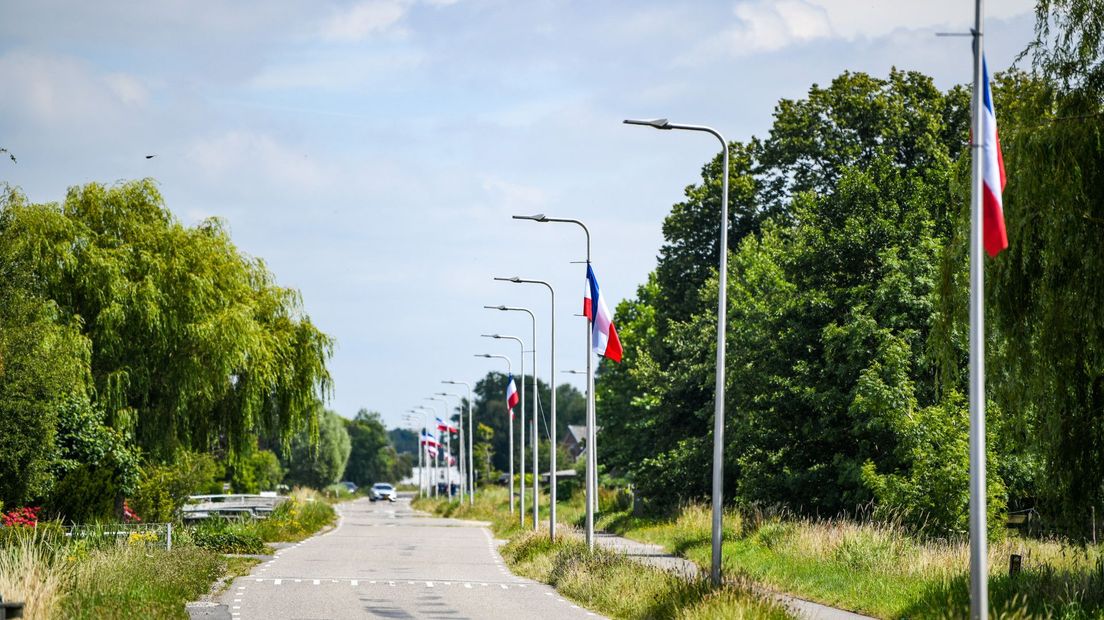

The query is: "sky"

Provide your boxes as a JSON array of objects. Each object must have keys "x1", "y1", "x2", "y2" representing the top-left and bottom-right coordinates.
[{"x1": 0, "y1": 0, "x2": 1037, "y2": 430}]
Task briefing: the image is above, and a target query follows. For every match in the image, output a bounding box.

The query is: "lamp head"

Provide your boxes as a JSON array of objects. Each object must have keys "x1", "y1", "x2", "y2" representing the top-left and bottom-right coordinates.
[
  {"x1": 474, "y1": 353, "x2": 491, "y2": 358},
  {"x1": 512, "y1": 213, "x2": 548, "y2": 222},
  {"x1": 623, "y1": 118, "x2": 671, "y2": 129},
  {"x1": 483, "y1": 304, "x2": 507, "y2": 311}
]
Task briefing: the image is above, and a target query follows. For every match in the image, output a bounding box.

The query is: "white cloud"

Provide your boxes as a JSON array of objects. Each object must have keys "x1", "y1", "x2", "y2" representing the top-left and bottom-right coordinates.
[
  {"x1": 248, "y1": 48, "x2": 425, "y2": 91},
  {"x1": 186, "y1": 131, "x2": 329, "y2": 193},
  {"x1": 320, "y1": 0, "x2": 410, "y2": 41},
  {"x1": 695, "y1": 0, "x2": 1035, "y2": 60},
  {"x1": 481, "y1": 176, "x2": 549, "y2": 211},
  {"x1": 714, "y1": 0, "x2": 833, "y2": 56},
  {"x1": 0, "y1": 51, "x2": 149, "y2": 125}
]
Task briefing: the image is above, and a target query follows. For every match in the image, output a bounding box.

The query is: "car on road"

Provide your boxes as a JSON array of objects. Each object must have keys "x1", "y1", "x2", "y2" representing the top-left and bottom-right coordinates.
[
  {"x1": 339, "y1": 481, "x2": 358, "y2": 494},
  {"x1": 369, "y1": 483, "x2": 396, "y2": 502}
]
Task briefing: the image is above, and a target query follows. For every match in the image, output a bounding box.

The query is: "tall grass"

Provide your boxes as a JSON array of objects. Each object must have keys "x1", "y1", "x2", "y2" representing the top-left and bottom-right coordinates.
[
  {"x1": 417, "y1": 488, "x2": 791, "y2": 619},
  {"x1": 0, "y1": 532, "x2": 68, "y2": 620}
]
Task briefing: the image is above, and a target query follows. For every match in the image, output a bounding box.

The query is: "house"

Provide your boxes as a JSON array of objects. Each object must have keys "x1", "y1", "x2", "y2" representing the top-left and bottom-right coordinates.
[{"x1": 561, "y1": 425, "x2": 600, "y2": 461}]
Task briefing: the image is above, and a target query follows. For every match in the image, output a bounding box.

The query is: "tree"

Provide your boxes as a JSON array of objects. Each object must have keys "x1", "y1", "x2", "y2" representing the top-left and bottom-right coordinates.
[
  {"x1": 0, "y1": 180, "x2": 333, "y2": 458},
  {"x1": 345, "y1": 410, "x2": 408, "y2": 486},
  {"x1": 281, "y1": 408, "x2": 351, "y2": 489}
]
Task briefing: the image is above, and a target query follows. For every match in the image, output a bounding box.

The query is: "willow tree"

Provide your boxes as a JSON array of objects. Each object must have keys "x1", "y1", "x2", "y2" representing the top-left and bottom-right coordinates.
[{"x1": 0, "y1": 180, "x2": 333, "y2": 457}]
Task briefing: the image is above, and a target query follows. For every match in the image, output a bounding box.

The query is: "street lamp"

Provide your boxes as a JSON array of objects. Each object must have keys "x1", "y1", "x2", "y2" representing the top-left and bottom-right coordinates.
[
  {"x1": 485, "y1": 305, "x2": 540, "y2": 530},
  {"x1": 475, "y1": 353, "x2": 515, "y2": 514},
  {"x1": 512, "y1": 214, "x2": 599, "y2": 550},
  {"x1": 483, "y1": 334, "x2": 527, "y2": 528},
  {"x1": 404, "y1": 412, "x2": 425, "y2": 497},
  {"x1": 624, "y1": 116, "x2": 730, "y2": 586},
  {"x1": 436, "y1": 391, "x2": 467, "y2": 505},
  {"x1": 412, "y1": 405, "x2": 432, "y2": 496},
  {"x1": 414, "y1": 406, "x2": 436, "y2": 497},
  {"x1": 495, "y1": 276, "x2": 558, "y2": 540},
  {"x1": 443, "y1": 380, "x2": 475, "y2": 506},
  {"x1": 425, "y1": 396, "x2": 453, "y2": 500}
]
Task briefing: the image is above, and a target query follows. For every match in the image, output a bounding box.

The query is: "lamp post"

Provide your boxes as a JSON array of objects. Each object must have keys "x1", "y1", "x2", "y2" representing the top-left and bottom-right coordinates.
[
  {"x1": 485, "y1": 305, "x2": 540, "y2": 530},
  {"x1": 436, "y1": 391, "x2": 466, "y2": 504},
  {"x1": 425, "y1": 396, "x2": 452, "y2": 499},
  {"x1": 412, "y1": 405, "x2": 432, "y2": 496},
  {"x1": 414, "y1": 406, "x2": 435, "y2": 497},
  {"x1": 513, "y1": 214, "x2": 599, "y2": 550},
  {"x1": 495, "y1": 276, "x2": 557, "y2": 541},
  {"x1": 443, "y1": 380, "x2": 475, "y2": 506},
  {"x1": 623, "y1": 117, "x2": 730, "y2": 586},
  {"x1": 404, "y1": 413, "x2": 424, "y2": 497},
  {"x1": 483, "y1": 334, "x2": 526, "y2": 528},
  {"x1": 475, "y1": 353, "x2": 515, "y2": 515}
]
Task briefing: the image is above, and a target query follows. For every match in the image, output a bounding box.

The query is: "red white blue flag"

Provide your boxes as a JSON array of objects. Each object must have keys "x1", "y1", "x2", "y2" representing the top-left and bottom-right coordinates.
[
  {"x1": 436, "y1": 417, "x2": 458, "y2": 434},
  {"x1": 425, "y1": 443, "x2": 438, "y2": 458},
  {"x1": 506, "y1": 374, "x2": 519, "y2": 418},
  {"x1": 420, "y1": 431, "x2": 439, "y2": 448},
  {"x1": 981, "y1": 57, "x2": 1008, "y2": 257},
  {"x1": 584, "y1": 264, "x2": 623, "y2": 363}
]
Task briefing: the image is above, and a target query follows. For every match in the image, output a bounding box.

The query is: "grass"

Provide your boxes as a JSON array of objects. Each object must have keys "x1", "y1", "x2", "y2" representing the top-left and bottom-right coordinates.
[
  {"x1": 0, "y1": 487, "x2": 337, "y2": 619},
  {"x1": 597, "y1": 503, "x2": 1104, "y2": 619},
  {"x1": 419, "y1": 486, "x2": 1104, "y2": 619},
  {"x1": 414, "y1": 487, "x2": 791, "y2": 619}
]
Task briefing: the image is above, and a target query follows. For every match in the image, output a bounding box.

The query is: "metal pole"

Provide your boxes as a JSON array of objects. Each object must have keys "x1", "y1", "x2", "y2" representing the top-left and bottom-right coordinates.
[
  {"x1": 447, "y1": 380, "x2": 476, "y2": 506},
  {"x1": 486, "y1": 335, "x2": 526, "y2": 527},
  {"x1": 530, "y1": 313, "x2": 539, "y2": 529},
  {"x1": 438, "y1": 392, "x2": 466, "y2": 503},
  {"x1": 623, "y1": 118, "x2": 730, "y2": 586},
  {"x1": 497, "y1": 278, "x2": 557, "y2": 540},
  {"x1": 428, "y1": 397, "x2": 452, "y2": 500},
  {"x1": 969, "y1": 1, "x2": 989, "y2": 617},
  {"x1": 476, "y1": 353, "x2": 514, "y2": 514}
]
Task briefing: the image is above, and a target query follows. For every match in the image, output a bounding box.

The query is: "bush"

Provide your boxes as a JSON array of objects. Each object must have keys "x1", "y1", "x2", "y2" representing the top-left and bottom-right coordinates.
[
  {"x1": 129, "y1": 450, "x2": 221, "y2": 523},
  {"x1": 191, "y1": 521, "x2": 266, "y2": 555},
  {"x1": 254, "y1": 489, "x2": 335, "y2": 542}
]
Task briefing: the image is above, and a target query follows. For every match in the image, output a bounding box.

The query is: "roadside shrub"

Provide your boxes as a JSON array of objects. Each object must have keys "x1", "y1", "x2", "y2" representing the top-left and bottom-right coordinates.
[
  {"x1": 44, "y1": 465, "x2": 120, "y2": 523},
  {"x1": 254, "y1": 488, "x2": 335, "y2": 542},
  {"x1": 129, "y1": 450, "x2": 221, "y2": 522},
  {"x1": 191, "y1": 521, "x2": 266, "y2": 555}
]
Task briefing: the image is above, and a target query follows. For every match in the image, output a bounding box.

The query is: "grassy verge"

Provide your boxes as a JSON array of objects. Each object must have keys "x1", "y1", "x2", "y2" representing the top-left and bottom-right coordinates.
[
  {"x1": 414, "y1": 488, "x2": 791, "y2": 620},
  {"x1": 419, "y1": 486, "x2": 1104, "y2": 619},
  {"x1": 595, "y1": 504, "x2": 1104, "y2": 619},
  {"x1": 0, "y1": 488, "x2": 337, "y2": 619}
]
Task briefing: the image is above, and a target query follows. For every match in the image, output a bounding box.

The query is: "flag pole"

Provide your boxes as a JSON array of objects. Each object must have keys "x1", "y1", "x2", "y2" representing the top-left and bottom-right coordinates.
[{"x1": 969, "y1": 0, "x2": 989, "y2": 617}]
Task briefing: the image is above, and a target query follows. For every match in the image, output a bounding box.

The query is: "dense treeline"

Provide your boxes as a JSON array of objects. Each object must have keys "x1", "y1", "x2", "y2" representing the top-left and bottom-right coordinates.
[
  {"x1": 0, "y1": 180, "x2": 405, "y2": 520},
  {"x1": 598, "y1": 8, "x2": 1104, "y2": 535}
]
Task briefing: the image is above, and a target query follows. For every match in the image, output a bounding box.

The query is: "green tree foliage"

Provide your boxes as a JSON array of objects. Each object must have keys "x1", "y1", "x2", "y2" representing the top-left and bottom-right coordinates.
[
  {"x1": 467, "y1": 371, "x2": 583, "y2": 473},
  {"x1": 230, "y1": 449, "x2": 283, "y2": 494},
  {"x1": 129, "y1": 450, "x2": 221, "y2": 522},
  {"x1": 44, "y1": 397, "x2": 141, "y2": 521},
  {"x1": 598, "y1": 70, "x2": 987, "y2": 532},
  {"x1": 345, "y1": 410, "x2": 410, "y2": 485},
  {"x1": 388, "y1": 427, "x2": 417, "y2": 456},
  {"x1": 472, "y1": 422, "x2": 495, "y2": 484},
  {"x1": 281, "y1": 408, "x2": 351, "y2": 489},
  {"x1": 0, "y1": 180, "x2": 333, "y2": 458}
]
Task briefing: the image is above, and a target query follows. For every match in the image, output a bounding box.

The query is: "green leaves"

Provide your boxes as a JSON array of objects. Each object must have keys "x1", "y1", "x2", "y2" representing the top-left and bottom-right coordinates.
[{"x1": 0, "y1": 180, "x2": 333, "y2": 459}]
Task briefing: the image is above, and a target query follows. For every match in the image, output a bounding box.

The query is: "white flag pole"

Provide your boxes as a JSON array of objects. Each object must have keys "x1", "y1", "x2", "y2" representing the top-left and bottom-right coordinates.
[{"x1": 969, "y1": 0, "x2": 989, "y2": 617}]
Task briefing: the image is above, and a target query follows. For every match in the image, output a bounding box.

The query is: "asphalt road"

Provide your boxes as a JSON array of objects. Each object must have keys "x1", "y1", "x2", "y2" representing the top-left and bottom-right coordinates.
[{"x1": 219, "y1": 496, "x2": 603, "y2": 620}]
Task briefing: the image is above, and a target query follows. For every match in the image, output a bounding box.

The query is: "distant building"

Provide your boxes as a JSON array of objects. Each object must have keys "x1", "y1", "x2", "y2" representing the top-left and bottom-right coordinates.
[{"x1": 561, "y1": 425, "x2": 599, "y2": 461}]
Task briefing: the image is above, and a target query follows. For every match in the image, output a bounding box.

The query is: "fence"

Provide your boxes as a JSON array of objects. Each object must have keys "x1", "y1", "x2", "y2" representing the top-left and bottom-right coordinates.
[
  {"x1": 181, "y1": 494, "x2": 288, "y2": 521},
  {"x1": 61, "y1": 522, "x2": 174, "y2": 551}
]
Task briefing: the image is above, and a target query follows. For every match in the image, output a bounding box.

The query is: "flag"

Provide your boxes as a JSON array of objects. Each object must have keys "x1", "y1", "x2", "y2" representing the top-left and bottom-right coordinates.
[
  {"x1": 584, "y1": 264, "x2": 623, "y2": 362},
  {"x1": 981, "y1": 56, "x2": 1008, "y2": 257},
  {"x1": 420, "y1": 431, "x2": 439, "y2": 448},
  {"x1": 448, "y1": 454, "x2": 456, "y2": 466},
  {"x1": 436, "y1": 417, "x2": 459, "y2": 434},
  {"x1": 425, "y1": 443, "x2": 438, "y2": 458},
  {"x1": 506, "y1": 374, "x2": 519, "y2": 417}
]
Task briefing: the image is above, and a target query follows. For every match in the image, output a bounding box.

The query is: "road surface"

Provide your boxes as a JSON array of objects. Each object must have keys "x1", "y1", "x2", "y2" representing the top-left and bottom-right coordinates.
[{"x1": 218, "y1": 496, "x2": 603, "y2": 619}]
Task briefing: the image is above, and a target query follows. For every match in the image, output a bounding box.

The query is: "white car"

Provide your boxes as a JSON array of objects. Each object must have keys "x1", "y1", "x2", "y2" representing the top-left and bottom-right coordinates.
[{"x1": 369, "y1": 483, "x2": 396, "y2": 502}]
